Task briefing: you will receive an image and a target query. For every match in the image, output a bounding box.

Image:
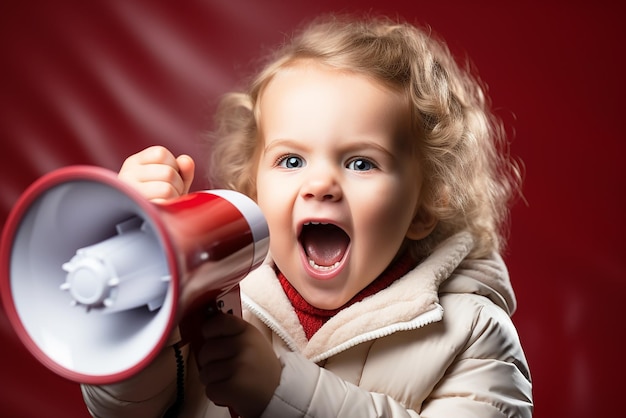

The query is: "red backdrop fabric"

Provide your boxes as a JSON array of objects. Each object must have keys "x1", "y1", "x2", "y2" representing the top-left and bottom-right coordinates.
[{"x1": 0, "y1": 2, "x2": 623, "y2": 417}]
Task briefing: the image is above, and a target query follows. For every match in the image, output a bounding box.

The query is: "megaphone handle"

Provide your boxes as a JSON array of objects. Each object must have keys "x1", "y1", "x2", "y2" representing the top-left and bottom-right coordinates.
[
  {"x1": 176, "y1": 287, "x2": 242, "y2": 418},
  {"x1": 163, "y1": 343, "x2": 240, "y2": 418},
  {"x1": 179, "y1": 285, "x2": 242, "y2": 345}
]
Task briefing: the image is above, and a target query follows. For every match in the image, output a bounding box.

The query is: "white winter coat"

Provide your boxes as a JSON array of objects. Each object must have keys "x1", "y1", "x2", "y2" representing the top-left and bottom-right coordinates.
[{"x1": 82, "y1": 232, "x2": 533, "y2": 417}]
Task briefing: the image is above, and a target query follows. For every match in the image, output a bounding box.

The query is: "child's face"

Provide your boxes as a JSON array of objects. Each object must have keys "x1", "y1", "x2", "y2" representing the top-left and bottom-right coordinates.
[{"x1": 255, "y1": 63, "x2": 431, "y2": 310}]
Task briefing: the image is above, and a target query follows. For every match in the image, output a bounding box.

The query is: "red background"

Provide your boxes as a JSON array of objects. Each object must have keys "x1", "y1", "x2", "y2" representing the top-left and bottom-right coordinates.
[{"x1": 0, "y1": 2, "x2": 623, "y2": 417}]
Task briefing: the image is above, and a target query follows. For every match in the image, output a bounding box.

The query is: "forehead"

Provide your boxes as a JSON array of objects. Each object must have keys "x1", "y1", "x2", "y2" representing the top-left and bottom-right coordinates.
[
  {"x1": 261, "y1": 61, "x2": 406, "y2": 107},
  {"x1": 257, "y1": 62, "x2": 412, "y2": 150}
]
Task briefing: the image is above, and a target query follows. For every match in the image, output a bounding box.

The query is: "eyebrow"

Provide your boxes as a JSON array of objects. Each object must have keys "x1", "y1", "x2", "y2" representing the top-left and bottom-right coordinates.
[
  {"x1": 346, "y1": 140, "x2": 397, "y2": 160},
  {"x1": 262, "y1": 138, "x2": 306, "y2": 154},
  {"x1": 264, "y1": 137, "x2": 397, "y2": 160}
]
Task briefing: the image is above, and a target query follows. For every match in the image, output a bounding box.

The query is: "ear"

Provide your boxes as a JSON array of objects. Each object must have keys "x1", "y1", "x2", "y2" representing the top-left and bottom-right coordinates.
[{"x1": 406, "y1": 207, "x2": 438, "y2": 240}]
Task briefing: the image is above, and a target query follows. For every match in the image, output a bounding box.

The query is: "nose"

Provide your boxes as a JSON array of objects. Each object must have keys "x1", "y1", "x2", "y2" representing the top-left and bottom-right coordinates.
[{"x1": 300, "y1": 165, "x2": 342, "y2": 202}]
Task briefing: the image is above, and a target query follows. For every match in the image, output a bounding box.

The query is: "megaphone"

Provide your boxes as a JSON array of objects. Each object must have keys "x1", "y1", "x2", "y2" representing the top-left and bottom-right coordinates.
[{"x1": 0, "y1": 165, "x2": 269, "y2": 385}]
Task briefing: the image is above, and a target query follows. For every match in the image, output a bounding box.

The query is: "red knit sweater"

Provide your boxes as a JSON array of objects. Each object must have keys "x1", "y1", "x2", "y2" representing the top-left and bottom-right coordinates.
[{"x1": 277, "y1": 251, "x2": 417, "y2": 340}]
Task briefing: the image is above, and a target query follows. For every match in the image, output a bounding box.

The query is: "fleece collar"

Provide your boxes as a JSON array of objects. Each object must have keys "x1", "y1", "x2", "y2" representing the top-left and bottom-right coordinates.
[{"x1": 240, "y1": 232, "x2": 513, "y2": 361}]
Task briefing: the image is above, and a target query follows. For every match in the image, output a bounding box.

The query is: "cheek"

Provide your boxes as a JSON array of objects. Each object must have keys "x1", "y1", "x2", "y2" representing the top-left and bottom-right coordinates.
[
  {"x1": 255, "y1": 174, "x2": 293, "y2": 246},
  {"x1": 371, "y1": 203, "x2": 409, "y2": 239},
  {"x1": 355, "y1": 183, "x2": 417, "y2": 241},
  {"x1": 254, "y1": 171, "x2": 276, "y2": 214}
]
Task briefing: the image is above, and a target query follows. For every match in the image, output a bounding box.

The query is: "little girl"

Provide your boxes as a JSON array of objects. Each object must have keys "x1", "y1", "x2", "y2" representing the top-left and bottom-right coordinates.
[{"x1": 83, "y1": 14, "x2": 533, "y2": 417}]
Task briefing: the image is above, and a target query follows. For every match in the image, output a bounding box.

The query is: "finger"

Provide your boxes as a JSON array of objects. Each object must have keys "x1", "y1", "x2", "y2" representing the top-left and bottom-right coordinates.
[
  {"x1": 201, "y1": 313, "x2": 247, "y2": 339},
  {"x1": 194, "y1": 315, "x2": 247, "y2": 366},
  {"x1": 195, "y1": 336, "x2": 239, "y2": 369},
  {"x1": 118, "y1": 166, "x2": 184, "y2": 201},
  {"x1": 133, "y1": 180, "x2": 182, "y2": 202},
  {"x1": 118, "y1": 146, "x2": 175, "y2": 177},
  {"x1": 135, "y1": 163, "x2": 185, "y2": 191},
  {"x1": 198, "y1": 357, "x2": 235, "y2": 386},
  {"x1": 134, "y1": 145, "x2": 179, "y2": 167},
  {"x1": 198, "y1": 357, "x2": 244, "y2": 400},
  {"x1": 124, "y1": 147, "x2": 181, "y2": 183},
  {"x1": 118, "y1": 146, "x2": 188, "y2": 200},
  {"x1": 175, "y1": 154, "x2": 195, "y2": 194}
]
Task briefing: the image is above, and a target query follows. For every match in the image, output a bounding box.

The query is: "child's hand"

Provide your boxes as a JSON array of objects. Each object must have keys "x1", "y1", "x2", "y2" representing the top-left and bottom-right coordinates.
[
  {"x1": 118, "y1": 145, "x2": 195, "y2": 202},
  {"x1": 196, "y1": 313, "x2": 281, "y2": 418}
]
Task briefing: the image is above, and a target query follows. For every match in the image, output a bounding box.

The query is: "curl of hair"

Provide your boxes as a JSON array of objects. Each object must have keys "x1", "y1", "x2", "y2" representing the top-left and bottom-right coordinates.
[{"x1": 207, "y1": 14, "x2": 523, "y2": 259}]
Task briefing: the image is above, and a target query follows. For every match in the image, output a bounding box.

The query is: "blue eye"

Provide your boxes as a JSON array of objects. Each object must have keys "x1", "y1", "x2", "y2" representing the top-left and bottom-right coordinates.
[
  {"x1": 347, "y1": 158, "x2": 375, "y2": 171},
  {"x1": 278, "y1": 155, "x2": 305, "y2": 169}
]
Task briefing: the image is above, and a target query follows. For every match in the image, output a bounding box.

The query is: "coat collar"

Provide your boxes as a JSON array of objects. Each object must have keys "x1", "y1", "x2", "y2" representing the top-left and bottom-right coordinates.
[{"x1": 240, "y1": 232, "x2": 513, "y2": 360}]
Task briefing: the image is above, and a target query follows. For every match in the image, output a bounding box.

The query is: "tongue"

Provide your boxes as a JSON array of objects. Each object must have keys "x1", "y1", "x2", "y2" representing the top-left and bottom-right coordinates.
[{"x1": 302, "y1": 224, "x2": 349, "y2": 267}]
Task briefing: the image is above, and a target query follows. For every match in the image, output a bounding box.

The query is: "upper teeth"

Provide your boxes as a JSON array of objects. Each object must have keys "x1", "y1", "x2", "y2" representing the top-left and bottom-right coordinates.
[{"x1": 305, "y1": 221, "x2": 328, "y2": 225}]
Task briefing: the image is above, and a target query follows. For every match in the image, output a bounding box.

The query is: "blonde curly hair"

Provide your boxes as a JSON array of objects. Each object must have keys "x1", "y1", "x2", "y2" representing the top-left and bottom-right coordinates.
[{"x1": 206, "y1": 14, "x2": 523, "y2": 259}]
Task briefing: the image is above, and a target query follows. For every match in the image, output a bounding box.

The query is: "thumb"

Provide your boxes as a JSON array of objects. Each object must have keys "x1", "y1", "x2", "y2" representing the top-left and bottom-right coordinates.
[{"x1": 176, "y1": 154, "x2": 195, "y2": 194}]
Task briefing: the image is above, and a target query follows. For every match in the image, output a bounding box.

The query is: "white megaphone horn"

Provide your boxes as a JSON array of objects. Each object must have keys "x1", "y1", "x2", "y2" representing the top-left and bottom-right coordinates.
[{"x1": 0, "y1": 165, "x2": 269, "y2": 385}]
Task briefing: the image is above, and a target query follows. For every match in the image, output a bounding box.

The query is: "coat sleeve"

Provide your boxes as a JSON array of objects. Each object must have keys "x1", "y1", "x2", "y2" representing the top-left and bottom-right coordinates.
[
  {"x1": 81, "y1": 335, "x2": 187, "y2": 418},
  {"x1": 261, "y1": 352, "x2": 421, "y2": 418},
  {"x1": 419, "y1": 294, "x2": 533, "y2": 418}
]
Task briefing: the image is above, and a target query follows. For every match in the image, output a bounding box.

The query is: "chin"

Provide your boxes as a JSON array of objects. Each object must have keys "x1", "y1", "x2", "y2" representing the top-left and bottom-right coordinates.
[{"x1": 303, "y1": 291, "x2": 350, "y2": 311}]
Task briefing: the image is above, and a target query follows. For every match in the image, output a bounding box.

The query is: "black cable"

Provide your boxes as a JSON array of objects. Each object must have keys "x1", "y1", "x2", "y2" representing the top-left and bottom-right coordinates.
[{"x1": 163, "y1": 342, "x2": 185, "y2": 418}]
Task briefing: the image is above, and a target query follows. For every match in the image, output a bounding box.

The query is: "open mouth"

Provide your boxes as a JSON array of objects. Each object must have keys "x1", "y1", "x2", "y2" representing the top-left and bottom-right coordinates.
[{"x1": 299, "y1": 222, "x2": 350, "y2": 271}]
